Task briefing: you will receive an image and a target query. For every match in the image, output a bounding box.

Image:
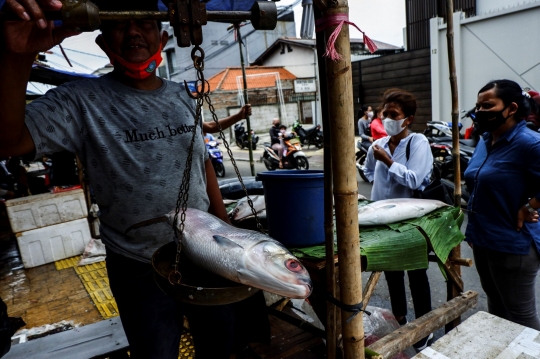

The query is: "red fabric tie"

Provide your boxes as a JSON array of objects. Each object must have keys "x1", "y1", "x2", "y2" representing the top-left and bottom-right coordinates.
[{"x1": 315, "y1": 14, "x2": 378, "y2": 61}]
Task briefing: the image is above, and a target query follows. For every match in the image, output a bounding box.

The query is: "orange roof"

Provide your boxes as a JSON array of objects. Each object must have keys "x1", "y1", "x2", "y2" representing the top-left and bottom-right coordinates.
[{"x1": 206, "y1": 66, "x2": 297, "y2": 92}]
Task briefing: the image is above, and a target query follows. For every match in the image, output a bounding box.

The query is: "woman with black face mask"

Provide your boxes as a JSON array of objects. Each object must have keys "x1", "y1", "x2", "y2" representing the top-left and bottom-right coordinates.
[{"x1": 465, "y1": 79, "x2": 540, "y2": 330}]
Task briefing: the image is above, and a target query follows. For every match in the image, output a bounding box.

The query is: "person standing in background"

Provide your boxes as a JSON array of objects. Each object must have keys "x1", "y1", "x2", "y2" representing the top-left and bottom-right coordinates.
[
  {"x1": 357, "y1": 105, "x2": 373, "y2": 143},
  {"x1": 370, "y1": 106, "x2": 387, "y2": 140}
]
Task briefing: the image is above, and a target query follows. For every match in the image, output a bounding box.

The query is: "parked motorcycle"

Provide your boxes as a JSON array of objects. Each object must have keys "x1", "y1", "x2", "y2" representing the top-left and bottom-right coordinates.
[
  {"x1": 355, "y1": 140, "x2": 370, "y2": 182},
  {"x1": 262, "y1": 136, "x2": 309, "y2": 171},
  {"x1": 234, "y1": 122, "x2": 259, "y2": 150},
  {"x1": 292, "y1": 121, "x2": 323, "y2": 149},
  {"x1": 207, "y1": 140, "x2": 225, "y2": 177}
]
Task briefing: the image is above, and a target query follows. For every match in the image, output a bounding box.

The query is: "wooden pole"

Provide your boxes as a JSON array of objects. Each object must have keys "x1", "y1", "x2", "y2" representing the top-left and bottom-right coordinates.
[
  {"x1": 314, "y1": 6, "x2": 337, "y2": 358},
  {"x1": 314, "y1": 1, "x2": 364, "y2": 358},
  {"x1": 445, "y1": 0, "x2": 462, "y2": 332},
  {"x1": 367, "y1": 291, "x2": 478, "y2": 359},
  {"x1": 235, "y1": 24, "x2": 256, "y2": 176}
]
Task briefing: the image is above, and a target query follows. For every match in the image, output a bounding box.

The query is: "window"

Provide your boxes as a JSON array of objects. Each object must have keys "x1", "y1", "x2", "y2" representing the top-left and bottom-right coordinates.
[
  {"x1": 166, "y1": 50, "x2": 176, "y2": 76},
  {"x1": 220, "y1": 40, "x2": 228, "y2": 46},
  {"x1": 211, "y1": 40, "x2": 218, "y2": 46}
]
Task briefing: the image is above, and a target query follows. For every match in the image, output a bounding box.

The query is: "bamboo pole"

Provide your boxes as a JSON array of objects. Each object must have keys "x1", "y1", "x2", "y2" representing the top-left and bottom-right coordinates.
[
  {"x1": 314, "y1": 6, "x2": 337, "y2": 358},
  {"x1": 234, "y1": 24, "x2": 256, "y2": 176},
  {"x1": 445, "y1": 0, "x2": 462, "y2": 332},
  {"x1": 314, "y1": 1, "x2": 364, "y2": 358}
]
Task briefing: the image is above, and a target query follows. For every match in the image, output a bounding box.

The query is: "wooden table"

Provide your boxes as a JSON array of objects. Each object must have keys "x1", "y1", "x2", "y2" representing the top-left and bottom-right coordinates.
[{"x1": 414, "y1": 311, "x2": 540, "y2": 358}]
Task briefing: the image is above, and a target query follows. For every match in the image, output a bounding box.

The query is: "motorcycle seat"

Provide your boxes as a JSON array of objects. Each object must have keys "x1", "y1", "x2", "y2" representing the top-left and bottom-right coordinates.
[{"x1": 263, "y1": 142, "x2": 271, "y2": 147}]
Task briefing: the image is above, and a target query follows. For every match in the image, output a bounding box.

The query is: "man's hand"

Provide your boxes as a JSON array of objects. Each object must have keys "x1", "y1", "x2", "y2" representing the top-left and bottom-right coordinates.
[
  {"x1": 237, "y1": 104, "x2": 252, "y2": 119},
  {"x1": 2, "y1": 0, "x2": 79, "y2": 55},
  {"x1": 368, "y1": 137, "x2": 374, "y2": 143},
  {"x1": 517, "y1": 206, "x2": 539, "y2": 232}
]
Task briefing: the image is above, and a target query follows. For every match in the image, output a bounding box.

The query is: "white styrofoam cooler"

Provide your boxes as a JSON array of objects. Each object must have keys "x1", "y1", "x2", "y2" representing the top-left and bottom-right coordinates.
[
  {"x1": 16, "y1": 218, "x2": 92, "y2": 268},
  {"x1": 5, "y1": 189, "x2": 87, "y2": 233}
]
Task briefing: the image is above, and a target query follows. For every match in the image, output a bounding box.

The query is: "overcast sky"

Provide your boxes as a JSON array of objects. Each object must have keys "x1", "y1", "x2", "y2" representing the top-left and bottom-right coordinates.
[{"x1": 280, "y1": 0, "x2": 407, "y2": 47}]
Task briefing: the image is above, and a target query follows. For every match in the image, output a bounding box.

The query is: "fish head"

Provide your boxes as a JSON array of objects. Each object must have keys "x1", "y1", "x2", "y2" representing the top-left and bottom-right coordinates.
[
  {"x1": 229, "y1": 196, "x2": 264, "y2": 222},
  {"x1": 240, "y1": 240, "x2": 312, "y2": 299}
]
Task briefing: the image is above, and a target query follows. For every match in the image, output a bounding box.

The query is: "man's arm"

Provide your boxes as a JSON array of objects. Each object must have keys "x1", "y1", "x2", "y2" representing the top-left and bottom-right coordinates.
[
  {"x1": 205, "y1": 158, "x2": 230, "y2": 223},
  {"x1": 202, "y1": 104, "x2": 252, "y2": 134},
  {"x1": 0, "y1": 0, "x2": 78, "y2": 157}
]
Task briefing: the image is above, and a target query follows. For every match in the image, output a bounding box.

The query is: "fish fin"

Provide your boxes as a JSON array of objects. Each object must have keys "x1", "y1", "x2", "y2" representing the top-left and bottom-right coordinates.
[
  {"x1": 213, "y1": 235, "x2": 244, "y2": 250},
  {"x1": 380, "y1": 205, "x2": 396, "y2": 210}
]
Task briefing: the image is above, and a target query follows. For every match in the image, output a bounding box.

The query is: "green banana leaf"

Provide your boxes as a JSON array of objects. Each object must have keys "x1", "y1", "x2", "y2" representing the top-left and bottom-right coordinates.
[{"x1": 290, "y1": 204, "x2": 464, "y2": 272}]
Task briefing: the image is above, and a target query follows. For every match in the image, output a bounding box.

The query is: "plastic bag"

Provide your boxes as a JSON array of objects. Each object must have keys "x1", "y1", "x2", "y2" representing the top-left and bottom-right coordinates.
[
  {"x1": 363, "y1": 306, "x2": 414, "y2": 359},
  {"x1": 78, "y1": 238, "x2": 106, "y2": 266}
]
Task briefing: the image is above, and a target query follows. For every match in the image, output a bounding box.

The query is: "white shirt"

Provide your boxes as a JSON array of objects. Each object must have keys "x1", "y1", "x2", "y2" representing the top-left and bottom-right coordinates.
[{"x1": 364, "y1": 133, "x2": 433, "y2": 201}]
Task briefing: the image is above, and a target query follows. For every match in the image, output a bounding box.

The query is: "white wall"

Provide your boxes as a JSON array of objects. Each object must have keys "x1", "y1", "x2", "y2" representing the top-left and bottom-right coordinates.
[
  {"x1": 226, "y1": 103, "x2": 299, "y2": 133},
  {"x1": 431, "y1": 3, "x2": 540, "y2": 127},
  {"x1": 263, "y1": 45, "x2": 317, "y2": 78},
  {"x1": 476, "y1": 0, "x2": 540, "y2": 14}
]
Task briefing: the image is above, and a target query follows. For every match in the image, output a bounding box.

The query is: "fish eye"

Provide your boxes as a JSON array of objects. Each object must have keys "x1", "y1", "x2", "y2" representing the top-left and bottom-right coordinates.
[{"x1": 285, "y1": 259, "x2": 303, "y2": 273}]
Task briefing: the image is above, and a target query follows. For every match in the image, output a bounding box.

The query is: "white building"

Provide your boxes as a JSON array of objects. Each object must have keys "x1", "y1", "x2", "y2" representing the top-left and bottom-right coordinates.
[{"x1": 431, "y1": 0, "x2": 540, "y2": 126}]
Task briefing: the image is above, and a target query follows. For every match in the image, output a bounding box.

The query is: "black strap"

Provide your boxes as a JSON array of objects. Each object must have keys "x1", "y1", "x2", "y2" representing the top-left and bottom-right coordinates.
[
  {"x1": 405, "y1": 133, "x2": 415, "y2": 162},
  {"x1": 326, "y1": 294, "x2": 371, "y2": 323}
]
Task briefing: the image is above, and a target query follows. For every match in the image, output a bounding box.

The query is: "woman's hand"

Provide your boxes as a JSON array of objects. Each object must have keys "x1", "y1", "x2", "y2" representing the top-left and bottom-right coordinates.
[
  {"x1": 2, "y1": 0, "x2": 79, "y2": 55},
  {"x1": 517, "y1": 206, "x2": 539, "y2": 231},
  {"x1": 372, "y1": 145, "x2": 393, "y2": 167}
]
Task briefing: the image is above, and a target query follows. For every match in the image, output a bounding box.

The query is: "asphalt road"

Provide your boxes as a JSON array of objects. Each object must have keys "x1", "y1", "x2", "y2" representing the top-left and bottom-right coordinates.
[{"x1": 220, "y1": 153, "x2": 540, "y2": 343}]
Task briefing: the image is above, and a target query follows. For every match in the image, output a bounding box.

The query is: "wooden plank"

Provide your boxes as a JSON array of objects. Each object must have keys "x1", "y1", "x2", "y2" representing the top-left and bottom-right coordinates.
[
  {"x1": 361, "y1": 74, "x2": 432, "y2": 88},
  {"x1": 361, "y1": 57, "x2": 431, "y2": 75},
  {"x1": 367, "y1": 291, "x2": 478, "y2": 359},
  {"x1": 5, "y1": 317, "x2": 128, "y2": 359},
  {"x1": 359, "y1": 49, "x2": 431, "y2": 66},
  {"x1": 362, "y1": 272, "x2": 381, "y2": 310}
]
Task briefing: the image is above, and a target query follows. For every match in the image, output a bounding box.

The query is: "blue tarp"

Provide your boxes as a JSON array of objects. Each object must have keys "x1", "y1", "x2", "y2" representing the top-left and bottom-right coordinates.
[
  {"x1": 1, "y1": 0, "x2": 260, "y2": 14},
  {"x1": 30, "y1": 65, "x2": 98, "y2": 86}
]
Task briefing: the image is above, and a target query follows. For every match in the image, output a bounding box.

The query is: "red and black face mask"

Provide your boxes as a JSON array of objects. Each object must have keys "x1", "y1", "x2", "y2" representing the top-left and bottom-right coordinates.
[{"x1": 99, "y1": 36, "x2": 163, "y2": 80}]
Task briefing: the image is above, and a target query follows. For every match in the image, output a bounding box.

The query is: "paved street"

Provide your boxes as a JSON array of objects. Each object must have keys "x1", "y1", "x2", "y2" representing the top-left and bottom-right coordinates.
[{"x1": 218, "y1": 133, "x2": 540, "y2": 342}]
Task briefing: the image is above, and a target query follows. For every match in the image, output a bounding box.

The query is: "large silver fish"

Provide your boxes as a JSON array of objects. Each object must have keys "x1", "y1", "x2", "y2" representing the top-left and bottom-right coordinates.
[
  {"x1": 358, "y1": 198, "x2": 449, "y2": 226},
  {"x1": 228, "y1": 195, "x2": 266, "y2": 223},
  {"x1": 166, "y1": 208, "x2": 312, "y2": 299}
]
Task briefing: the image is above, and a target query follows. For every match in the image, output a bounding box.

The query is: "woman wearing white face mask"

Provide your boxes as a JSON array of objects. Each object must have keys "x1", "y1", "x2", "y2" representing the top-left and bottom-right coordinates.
[{"x1": 363, "y1": 88, "x2": 434, "y2": 351}]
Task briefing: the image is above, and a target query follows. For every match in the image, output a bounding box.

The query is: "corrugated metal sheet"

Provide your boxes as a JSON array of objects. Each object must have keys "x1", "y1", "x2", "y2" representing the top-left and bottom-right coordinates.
[
  {"x1": 207, "y1": 67, "x2": 296, "y2": 91},
  {"x1": 406, "y1": 0, "x2": 476, "y2": 50}
]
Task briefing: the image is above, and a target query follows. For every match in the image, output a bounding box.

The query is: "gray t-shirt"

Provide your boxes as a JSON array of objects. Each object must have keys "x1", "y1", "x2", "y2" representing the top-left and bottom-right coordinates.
[{"x1": 24, "y1": 74, "x2": 210, "y2": 262}]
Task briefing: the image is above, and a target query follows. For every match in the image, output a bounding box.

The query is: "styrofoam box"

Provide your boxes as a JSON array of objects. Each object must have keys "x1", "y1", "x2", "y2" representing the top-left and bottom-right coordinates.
[
  {"x1": 5, "y1": 189, "x2": 87, "y2": 233},
  {"x1": 16, "y1": 218, "x2": 92, "y2": 268}
]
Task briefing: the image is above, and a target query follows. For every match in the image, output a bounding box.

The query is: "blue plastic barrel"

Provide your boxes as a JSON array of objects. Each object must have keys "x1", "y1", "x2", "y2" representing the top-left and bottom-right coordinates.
[{"x1": 256, "y1": 170, "x2": 324, "y2": 247}]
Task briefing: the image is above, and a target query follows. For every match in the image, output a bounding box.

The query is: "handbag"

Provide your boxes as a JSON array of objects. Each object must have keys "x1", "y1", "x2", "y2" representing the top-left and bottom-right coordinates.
[{"x1": 406, "y1": 135, "x2": 454, "y2": 205}]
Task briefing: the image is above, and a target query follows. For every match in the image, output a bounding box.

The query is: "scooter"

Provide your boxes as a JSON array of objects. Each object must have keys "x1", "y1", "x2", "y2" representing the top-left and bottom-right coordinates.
[
  {"x1": 292, "y1": 121, "x2": 323, "y2": 149},
  {"x1": 355, "y1": 140, "x2": 370, "y2": 182},
  {"x1": 262, "y1": 135, "x2": 309, "y2": 171},
  {"x1": 234, "y1": 122, "x2": 259, "y2": 150},
  {"x1": 207, "y1": 140, "x2": 225, "y2": 177}
]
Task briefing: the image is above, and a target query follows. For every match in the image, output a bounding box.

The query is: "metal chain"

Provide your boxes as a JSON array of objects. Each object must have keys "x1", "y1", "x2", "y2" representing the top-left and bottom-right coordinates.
[
  {"x1": 169, "y1": 46, "x2": 207, "y2": 285},
  {"x1": 203, "y1": 95, "x2": 265, "y2": 233}
]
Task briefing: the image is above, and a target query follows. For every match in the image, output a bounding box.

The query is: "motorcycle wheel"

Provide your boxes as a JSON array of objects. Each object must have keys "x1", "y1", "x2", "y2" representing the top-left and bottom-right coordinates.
[
  {"x1": 214, "y1": 162, "x2": 225, "y2": 178},
  {"x1": 236, "y1": 140, "x2": 244, "y2": 149},
  {"x1": 295, "y1": 156, "x2": 309, "y2": 170},
  {"x1": 357, "y1": 154, "x2": 369, "y2": 182},
  {"x1": 315, "y1": 137, "x2": 323, "y2": 149},
  {"x1": 263, "y1": 158, "x2": 276, "y2": 171}
]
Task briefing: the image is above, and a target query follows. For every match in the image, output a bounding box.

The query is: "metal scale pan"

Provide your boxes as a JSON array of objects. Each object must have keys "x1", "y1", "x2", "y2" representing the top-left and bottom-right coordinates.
[{"x1": 152, "y1": 241, "x2": 259, "y2": 306}]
